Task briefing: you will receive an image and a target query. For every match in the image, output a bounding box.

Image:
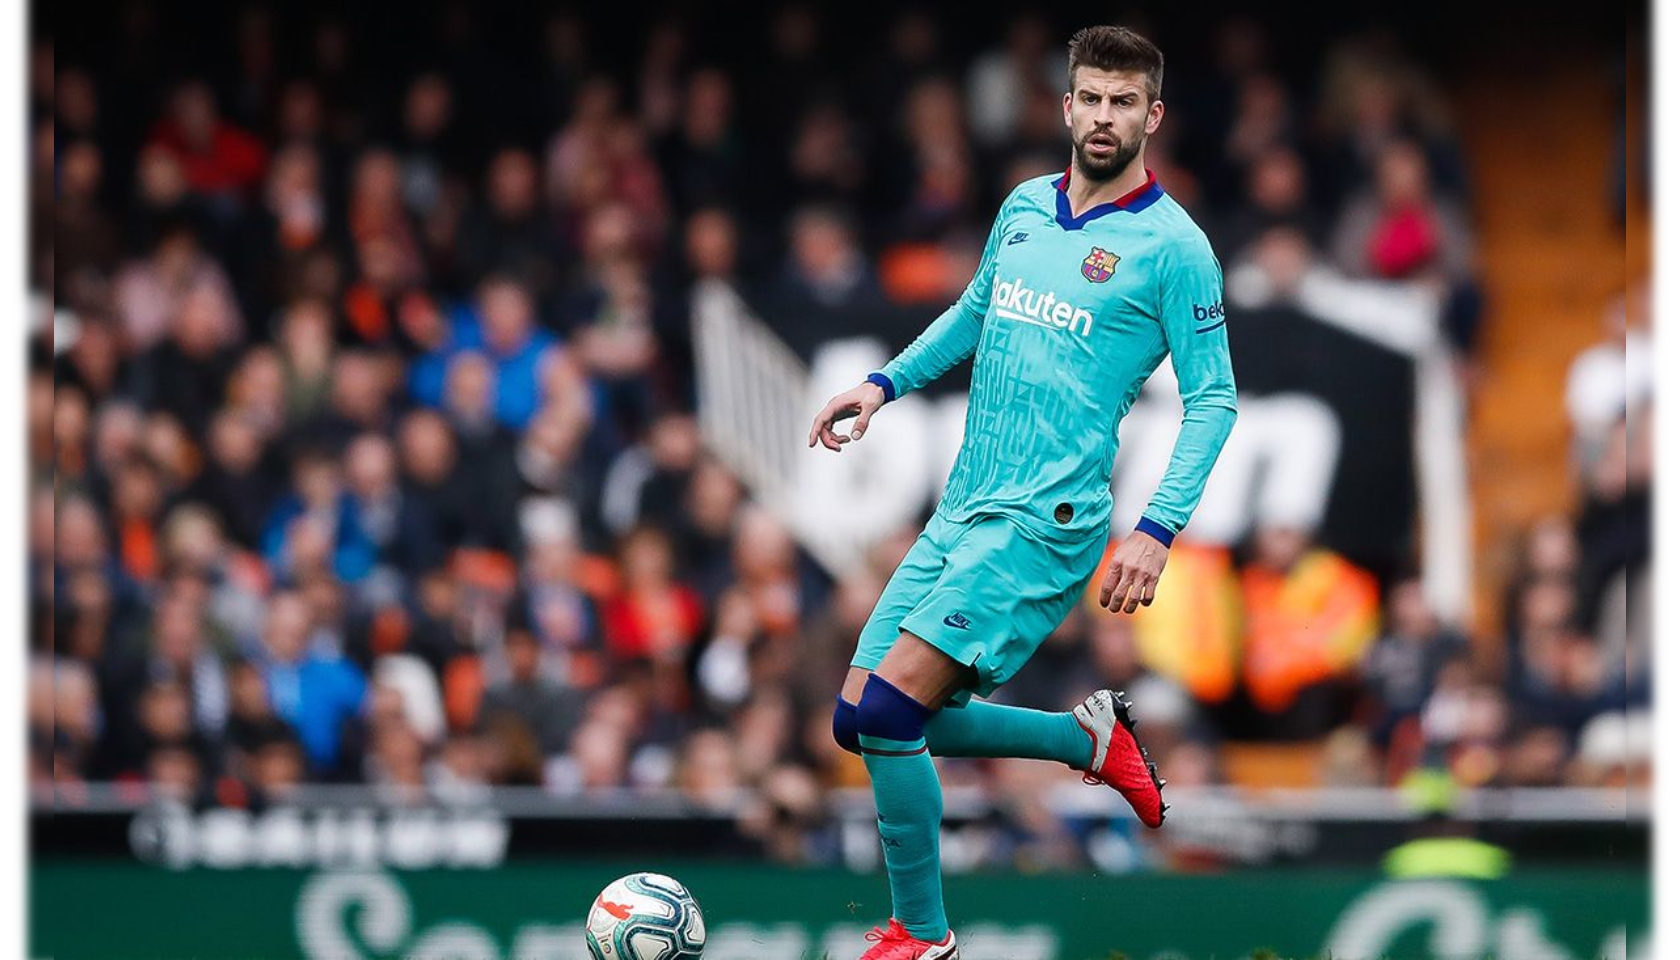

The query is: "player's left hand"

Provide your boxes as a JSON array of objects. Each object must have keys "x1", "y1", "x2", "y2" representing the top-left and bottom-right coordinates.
[{"x1": 1099, "y1": 531, "x2": 1169, "y2": 615}]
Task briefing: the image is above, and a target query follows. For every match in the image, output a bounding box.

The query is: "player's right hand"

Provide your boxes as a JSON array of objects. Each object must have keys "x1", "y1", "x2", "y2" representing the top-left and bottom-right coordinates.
[{"x1": 807, "y1": 381, "x2": 887, "y2": 452}]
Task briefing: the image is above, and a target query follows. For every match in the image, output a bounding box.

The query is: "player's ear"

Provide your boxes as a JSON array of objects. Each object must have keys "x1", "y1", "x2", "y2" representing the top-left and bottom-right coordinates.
[
  {"x1": 1062, "y1": 92, "x2": 1073, "y2": 129},
  {"x1": 1145, "y1": 100, "x2": 1164, "y2": 136}
]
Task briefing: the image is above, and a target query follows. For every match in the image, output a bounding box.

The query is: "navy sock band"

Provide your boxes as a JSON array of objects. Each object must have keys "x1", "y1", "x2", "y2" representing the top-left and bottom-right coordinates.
[
  {"x1": 855, "y1": 675, "x2": 933, "y2": 749},
  {"x1": 832, "y1": 697, "x2": 861, "y2": 754}
]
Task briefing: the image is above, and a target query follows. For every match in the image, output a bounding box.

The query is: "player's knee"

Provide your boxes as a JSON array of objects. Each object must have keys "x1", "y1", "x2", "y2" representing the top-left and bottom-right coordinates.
[
  {"x1": 854, "y1": 674, "x2": 933, "y2": 742},
  {"x1": 831, "y1": 697, "x2": 860, "y2": 754}
]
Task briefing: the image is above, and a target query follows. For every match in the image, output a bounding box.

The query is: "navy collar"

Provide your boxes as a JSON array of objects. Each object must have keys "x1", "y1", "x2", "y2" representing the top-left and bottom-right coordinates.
[{"x1": 1053, "y1": 167, "x2": 1164, "y2": 230}]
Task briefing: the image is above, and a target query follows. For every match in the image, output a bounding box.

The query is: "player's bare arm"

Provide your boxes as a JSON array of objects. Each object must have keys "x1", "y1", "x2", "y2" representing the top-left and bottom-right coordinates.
[{"x1": 807, "y1": 381, "x2": 887, "y2": 452}]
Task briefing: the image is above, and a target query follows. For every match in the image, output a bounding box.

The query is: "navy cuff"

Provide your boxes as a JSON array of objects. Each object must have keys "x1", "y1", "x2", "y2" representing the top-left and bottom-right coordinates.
[
  {"x1": 865, "y1": 372, "x2": 897, "y2": 402},
  {"x1": 1135, "y1": 517, "x2": 1176, "y2": 548}
]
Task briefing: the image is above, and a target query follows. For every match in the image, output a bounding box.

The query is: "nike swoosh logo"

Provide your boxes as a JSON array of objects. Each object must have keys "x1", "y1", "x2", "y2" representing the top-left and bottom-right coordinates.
[
  {"x1": 1007, "y1": 233, "x2": 1029, "y2": 245},
  {"x1": 942, "y1": 613, "x2": 971, "y2": 629},
  {"x1": 1195, "y1": 319, "x2": 1227, "y2": 334}
]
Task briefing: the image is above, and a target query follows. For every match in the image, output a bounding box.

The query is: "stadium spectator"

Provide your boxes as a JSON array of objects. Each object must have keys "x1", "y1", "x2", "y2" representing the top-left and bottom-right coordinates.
[
  {"x1": 54, "y1": 64, "x2": 101, "y2": 142},
  {"x1": 1317, "y1": 37, "x2": 1469, "y2": 200},
  {"x1": 1238, "y1": 524, "x2": 1381, "y2": 735},
  {"x1": 1571, "y1": 708, "x2": 1651, "y2": 789},
  {"x1": 1328, "y1": 139, "x2": 1483, "y2": 353},
  {"x1": 261, "y1": 447, "x2": 375, "y2": 585},
  {"x1": 56, "y1": 314, "x2": 125, "y2": 407},
  {"x1": 676, "y1": 727, "x2": 743, "y2": 812},
  {"x1": 346, "y1": 146, "x2": 426, "y2": 284},
  {"x1": 506, "y1": 500, "x2": 604, "y2": 685},
  {"x1": 965, "y1": 14, "x2": 1062, "y2": 149},
  {"x1": 779, "y1": 101, "x2": 869, "y2": 216},
  {"x1": 455, "y1": 147, "x2": 566, "y2": 301},
  {"x1": 761, "y1": 204, "x2": 885, "y2": 361},
  {"x1": 398, "y1": 408, "x2": 510, "y2": 553},
  {"x1": 96, "y1": 584, "x2": 229, "y2": 776},
  {"x1": 481, "y1": 624, "x2": 589, "y2": 757},
  {"x1": 1573, "y1": 403, "x2": 1652, "y2": 683},
  {"x1": 514, "y1": 392, "x2": 597, "y2": 516},
  {"x1": 552, "y1": 716, "x2": 630, "y2": 794},
  {"x1": 441, "y1": 351, "x2": 508, "y2": 454},
  {"x1": 410, "y1": 275, "x2": 560, "y2": 430},
  {"x1": 115, "y1": 219, "x2": 243, "y2": 373},
  {"x1": 256, "y1": 590, "x2": 368, "y2": 778},
  {"x1": 188, "y1": 410, "x2": 281, "y2": 551},
  {"x1": 146, "y1": 80, "x2": 268, "y2": 211},
  {"x1": 655, "y1": 67, "x2": 745, "y2": 219},
  {"x1": 395, "y1": 73, "x2": 470, "y2": 223},
  {"x1": 27, "y1": 661, "x2": 55, "y2": 790},
  {"x1": 107, "y1": 457, "x2": 168, "y2": 584},
  {"x1": 45, "y1": 659, "x2": 102, "y2": 788},
  {"x1": 558, "y1": 202, "x2": 660, "y2": 435},
  {"x1": 729, "y1": 505, "x2": 820, "y2": 642},
  {"x1": 251, "y1": 143, "x2": 331, "y2": 317},
  {"x1": 1362, "y1": 577, "x2": 1470, "y2": 750},
  {"x1": 224, "y1": 659, "x2": 289, "y2": 767},
  {"x1": 1566, "y1": 283, "x2": 1653, "y2": 470},
  {"x1": 1212, "y1": 145, "x2": 1328, "y2": 256},
  {"x1": 276, "y1": 298, "x2": 337, "y2": 420},
  {"x1": 52, "y1": 386, "x2": 93, "y2": 495},
  {"x1": 365, "y1": 694, "x2": 429, "y2": 802},
  {"x1": 246, "y1": 727, "x2": 309, "y2": 808},
  {"x1": 343, "y1": 432, "x2": 444, "y2": 587},
  {"x1": 402, "y1": 567, "x2": 478, "y2": 681},
  {"x1": 888, "y1": 76, "x2": 980, "y2": 242},
  {"x1": 1417, "y1": 654, "x2": 1507, "y2": 787},
  {"x1": 546, "y1": 80, "x2": 669, "y2": 256},
  {"x1": 55, "y1": 139, "x2": 122, "y2": 283},
  {"x1": 739, "y1": 762, "x2": 834, "y2": 865},
  {"x1": 602, "y1": 525, "x2": 705, "y2": 663}
]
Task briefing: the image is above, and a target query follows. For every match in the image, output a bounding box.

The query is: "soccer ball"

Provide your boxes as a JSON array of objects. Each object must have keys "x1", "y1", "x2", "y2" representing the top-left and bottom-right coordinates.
[{"x1": 584, "y1": 872, "x2": 706, "y2": 959}]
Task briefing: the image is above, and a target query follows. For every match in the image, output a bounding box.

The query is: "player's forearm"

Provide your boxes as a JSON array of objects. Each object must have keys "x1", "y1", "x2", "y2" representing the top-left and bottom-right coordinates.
[
  {"x1": 874, "y1": 302, "x2": 984, "y2": 400},
  {"x1": 1139, "y1": 396, "x2": 1237, "y2": 542}
]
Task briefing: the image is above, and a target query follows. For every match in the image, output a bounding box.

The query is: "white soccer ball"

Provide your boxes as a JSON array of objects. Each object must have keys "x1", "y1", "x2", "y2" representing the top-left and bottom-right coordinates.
[{"x1": 584, "y1": 872, "x2": 706, "y2": 960}]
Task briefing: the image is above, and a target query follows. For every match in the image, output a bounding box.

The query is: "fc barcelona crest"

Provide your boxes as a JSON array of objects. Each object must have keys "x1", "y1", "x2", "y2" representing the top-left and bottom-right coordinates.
[{"x1": 1081, "y1": 247, "x2": 1120, "y2": 283}]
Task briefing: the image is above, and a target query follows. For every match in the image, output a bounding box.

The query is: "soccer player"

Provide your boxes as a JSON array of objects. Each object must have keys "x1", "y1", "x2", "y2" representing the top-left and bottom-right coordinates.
[{"x1": 806, "y1": 25, "x2": 1237, "y2": 959}]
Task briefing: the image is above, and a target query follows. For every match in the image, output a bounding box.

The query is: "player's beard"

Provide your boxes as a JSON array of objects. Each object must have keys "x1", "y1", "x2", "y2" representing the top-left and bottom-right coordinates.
[{"x1": 1073, "y1": 127, "x2": 1143, "y2": 183}]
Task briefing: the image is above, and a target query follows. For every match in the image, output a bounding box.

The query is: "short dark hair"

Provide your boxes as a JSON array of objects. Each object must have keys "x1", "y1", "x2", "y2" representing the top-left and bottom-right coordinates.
[{"x1": 1067, "y1": 26, "x2": 1164, "y2": 102}]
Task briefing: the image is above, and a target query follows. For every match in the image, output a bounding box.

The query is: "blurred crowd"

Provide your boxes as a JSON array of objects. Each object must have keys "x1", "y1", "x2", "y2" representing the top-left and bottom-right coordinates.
[{"x1": 35, "y1": 2, "x2": 1645, "y2": 865}]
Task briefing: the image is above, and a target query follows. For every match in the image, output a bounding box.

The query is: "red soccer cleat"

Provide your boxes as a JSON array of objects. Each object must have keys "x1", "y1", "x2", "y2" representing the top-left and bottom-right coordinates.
[
  {"x1": 857, "y1": 919, "x2": 960, "y2": 959},
  {"x1": 1073, "y1": 689, "x2": 1169, "y2": 828}
]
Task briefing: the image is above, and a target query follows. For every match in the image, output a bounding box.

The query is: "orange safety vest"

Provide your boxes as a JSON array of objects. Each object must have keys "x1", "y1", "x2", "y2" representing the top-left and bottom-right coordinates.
[{"x1": 1239, "y1": 550, "x2": 1381, "y2": 712}]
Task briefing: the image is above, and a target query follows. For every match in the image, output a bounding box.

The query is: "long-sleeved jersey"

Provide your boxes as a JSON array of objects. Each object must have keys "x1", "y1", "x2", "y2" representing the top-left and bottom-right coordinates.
[{"x1": 873, "y1": 169, "x2": 1237, "y2": 546}]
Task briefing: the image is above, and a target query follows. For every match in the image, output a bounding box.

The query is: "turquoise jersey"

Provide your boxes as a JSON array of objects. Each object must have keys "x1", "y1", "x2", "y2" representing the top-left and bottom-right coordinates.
[{"x1": 875, "y1": 169, "x2": 1237, "y2": 545}]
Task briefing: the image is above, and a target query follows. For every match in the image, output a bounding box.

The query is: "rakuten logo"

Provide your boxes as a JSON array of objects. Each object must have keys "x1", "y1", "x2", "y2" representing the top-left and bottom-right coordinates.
[{"x1": 992, "y1": 278, "x2": 1094, "y2": 336}]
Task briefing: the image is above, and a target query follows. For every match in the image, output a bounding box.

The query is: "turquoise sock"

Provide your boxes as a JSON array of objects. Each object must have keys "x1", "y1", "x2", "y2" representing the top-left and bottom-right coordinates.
[
  {"x1": 860, "y1": 734, "x2": 948, "y2": 941},
  {"x1": 856, "y1": 675, "x2": 948, "y2": 942},
  {"x1": 923, "y1": 699, "x2": 1092, "y2": 769}
]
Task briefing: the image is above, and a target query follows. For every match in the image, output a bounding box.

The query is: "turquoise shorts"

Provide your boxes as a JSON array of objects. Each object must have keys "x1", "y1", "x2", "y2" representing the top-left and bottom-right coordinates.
[{"x1": 851, "y1": 511, "x2": 1107, "y2": 702}]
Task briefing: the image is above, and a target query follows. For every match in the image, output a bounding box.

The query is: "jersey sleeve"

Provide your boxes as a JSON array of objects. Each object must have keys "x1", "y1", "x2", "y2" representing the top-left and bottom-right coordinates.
[
  {"x1": 875, "y1": 196, "x2": 1009, "y2": 399},
  {"x1": 1140, "y1": 235, "x2": 1238, "y2": 542}
]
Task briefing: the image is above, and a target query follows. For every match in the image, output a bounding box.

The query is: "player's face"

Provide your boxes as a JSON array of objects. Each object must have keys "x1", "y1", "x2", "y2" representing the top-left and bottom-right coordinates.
[{"x1": 1063, "y1": 68, "x2": 1163, "y2": 182}]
